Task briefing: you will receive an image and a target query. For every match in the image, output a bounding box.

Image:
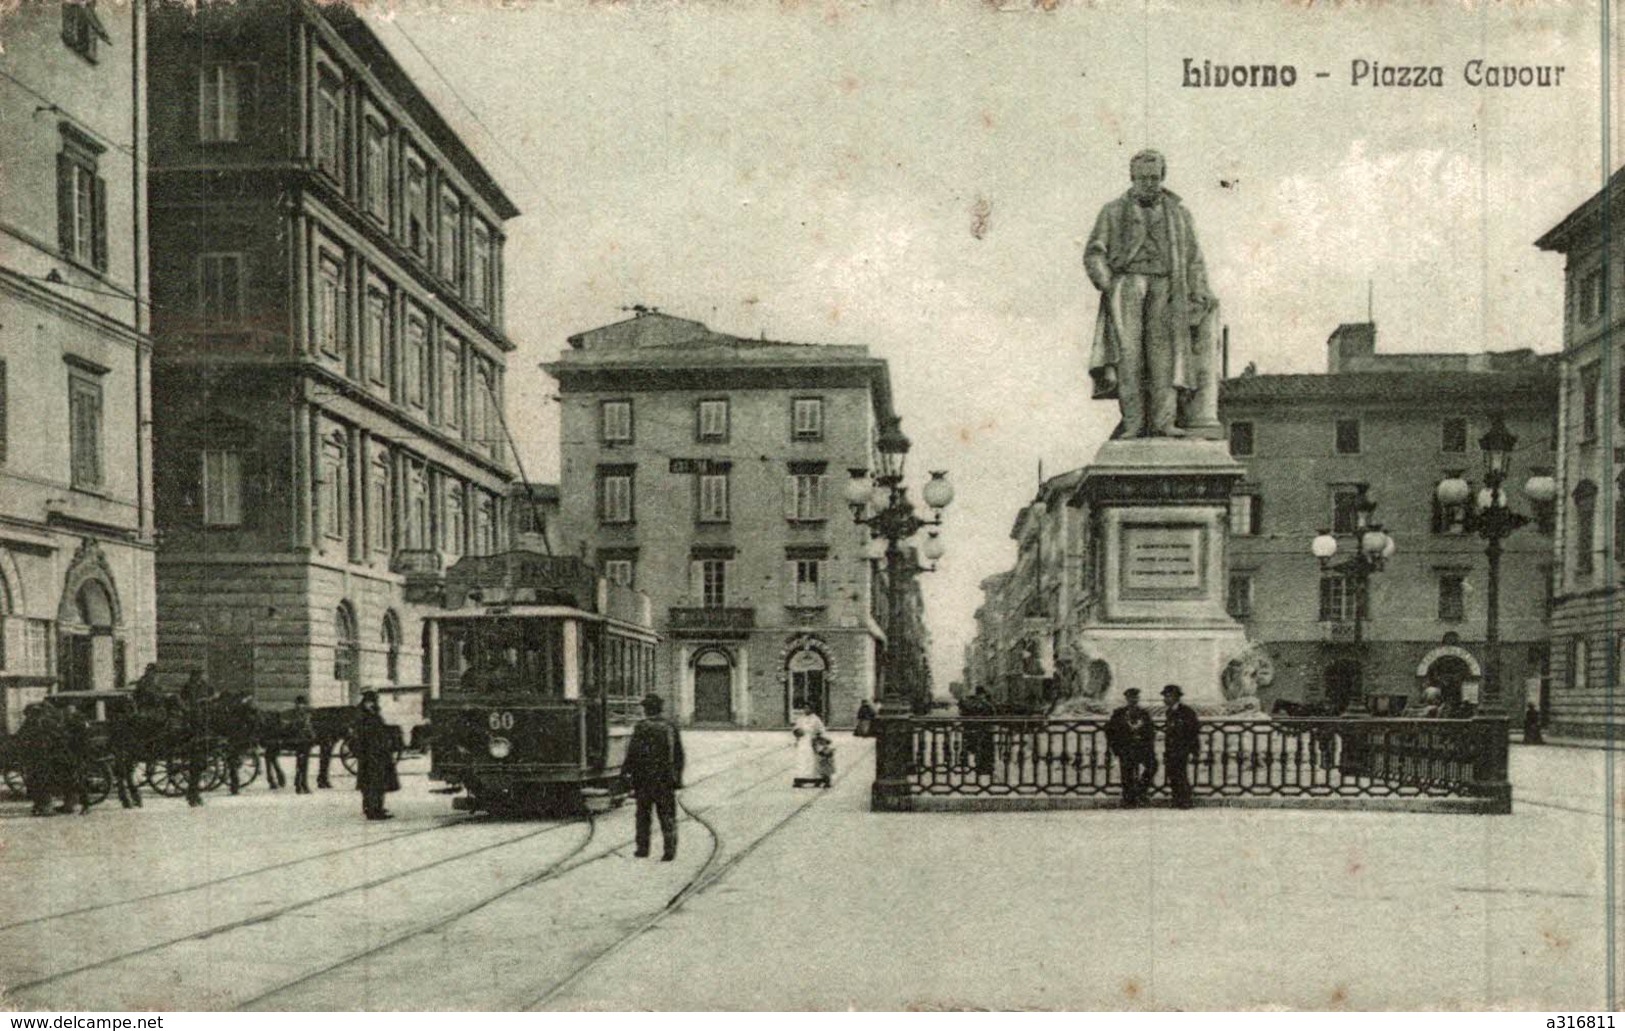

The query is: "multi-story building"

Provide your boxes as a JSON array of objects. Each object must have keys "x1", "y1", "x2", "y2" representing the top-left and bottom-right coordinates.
[
  {"x1": 545, "y1": 310, "x2": 898, "y2": 728},
  {"x1": 146, "y1": 1, "x2": 517, "y2": 705},
  {"x1": 1537, "y1": 167, "x2": 1625, "y2": 737},
  {"x1": 0, "y1": 1, "x2": 155, "y2": 730},
  {"x1": 1218, "y1": 323, "x2": 1557, "y2": 713},
  {"x1": 507, "y1": 482, "x2": 560, "y2": 556}
]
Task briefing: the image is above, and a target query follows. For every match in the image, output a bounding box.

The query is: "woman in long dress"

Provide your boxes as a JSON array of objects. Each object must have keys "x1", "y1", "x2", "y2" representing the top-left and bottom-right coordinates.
[{"x1": 790, "y1": 705, "x2": 826, "y2": 787}]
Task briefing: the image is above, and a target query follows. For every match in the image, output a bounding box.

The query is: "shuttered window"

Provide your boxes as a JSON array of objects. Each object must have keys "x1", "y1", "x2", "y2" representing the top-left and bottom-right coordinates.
[
  {"x1": 784, "y1": 558, "x2": 825, "y2": 608},
  {"x1": 68, "y1": 371, "x2": 103, "y2": 490},
  {"x1": 697, "y1": 473, "x2": 729, "y2": 523},
  {"x1": 785, "y1": 473, "x2": 828, "y2": 521},
  {"x1": 199, "y1": 64, "x2": 254, "y2": 143},
  {"x1": 198, "y1": 253, "x2": 244, "y2": 321},
  {"x1": 690, "y1": 559, "x2": 729, "y2": 609},
  {"x1": 57, "y1": 127, "x2": 106, "y2": 272}
]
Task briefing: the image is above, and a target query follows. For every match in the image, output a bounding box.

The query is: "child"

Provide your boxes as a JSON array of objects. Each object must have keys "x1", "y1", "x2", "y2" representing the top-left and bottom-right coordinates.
[{"x1": 811, "y1": 733, "x2": 836, "y2": 788}]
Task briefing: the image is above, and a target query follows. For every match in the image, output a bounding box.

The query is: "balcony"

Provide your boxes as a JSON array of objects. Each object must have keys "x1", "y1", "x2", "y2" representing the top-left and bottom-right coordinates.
[
  {"x1": 1321, "y1": 621, "x2": 1361, "y2": 643},
  {"x1": 666, "y1": 607, "x2": 756, "y2": 638},
  {"x1": 392, "y1": 549, "x2": 446, "y2": 603}
]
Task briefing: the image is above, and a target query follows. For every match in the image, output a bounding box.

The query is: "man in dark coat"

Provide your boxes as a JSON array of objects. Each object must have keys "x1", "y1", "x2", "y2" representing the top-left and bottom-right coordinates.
[
  {"x1": 623, "y1": 694, "x2": 684, "y2": 861},
  {"x1": 1105, "y1": 688, "x2": 1157, "y2": 808},
  {"x1": 354, "y1": 691, "x2": 400, "y2": 820},
  {"x1": 182, "y1": 671, "x2": 212, "y2": 807},
  {"x1": 959, "y1": 687, "x2": 997, "y2": 777},
  {"x1": 17, "y1": 703, "x2": 62, "y2": 817},
  {"x1": 56, "y1": 703, "x2": 93, "y2": 814},
  {"x1": 1161, "y1": 684, "x2": 1201, "y2": 809},
  {"x1": 289, "y1": 696, "x2": 316, "y2": 794}
]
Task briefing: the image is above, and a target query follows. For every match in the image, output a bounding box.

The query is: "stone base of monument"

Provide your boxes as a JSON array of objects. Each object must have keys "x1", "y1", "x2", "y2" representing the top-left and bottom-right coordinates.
[{"x1": 1065, "y1": 437, "x2": 1266, "y2": 714}]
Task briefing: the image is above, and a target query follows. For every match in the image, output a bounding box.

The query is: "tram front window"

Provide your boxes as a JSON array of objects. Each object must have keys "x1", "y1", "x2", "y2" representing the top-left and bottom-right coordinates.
[{"x1": 440, "y1": 617, "x2": 566, "y2": 697}]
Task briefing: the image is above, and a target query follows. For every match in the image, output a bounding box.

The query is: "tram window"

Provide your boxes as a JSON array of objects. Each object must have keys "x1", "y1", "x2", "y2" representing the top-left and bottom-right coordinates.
[{"x1": 441, "y1": 618, "x2": 564, "y2": 696}]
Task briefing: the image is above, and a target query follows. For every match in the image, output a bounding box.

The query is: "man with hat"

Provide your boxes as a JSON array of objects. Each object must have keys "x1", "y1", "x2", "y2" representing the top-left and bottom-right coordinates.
[
  {"x1": 354, "y1": 690, "x2": 400, "y2": 820},
  {"x1": 1105, "y1": 688, "x2": 1157, "y2": 807},
  {"x1": 623, "y1": 695, "x2": 685, "y2": 861},
  {"x1": 1161, "y1": 684, "x2": 1201, "y2": 809}
]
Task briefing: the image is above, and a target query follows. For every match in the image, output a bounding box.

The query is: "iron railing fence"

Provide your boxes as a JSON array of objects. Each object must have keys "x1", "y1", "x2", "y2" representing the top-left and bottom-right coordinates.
[{"x1": 875, "y1": 716, "x2": 1510, "y2": 813}]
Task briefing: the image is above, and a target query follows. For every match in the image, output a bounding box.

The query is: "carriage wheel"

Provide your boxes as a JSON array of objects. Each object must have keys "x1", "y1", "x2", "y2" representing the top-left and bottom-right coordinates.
[
  {"x1": 140, "y1": 757, "x2": 175, "y2": 794},
  {"x1": 82, "y1": 762, "x2": 113, "y2": 808},
  {"x1": 157, "y1": 755, "x2": 196, "y2": 797},
  {"x1": 338, "y1": 737, "x2": 358, "y2": 775},
  {"x1": 233, "y1": 749, "x2": 261, "y2": 788}
]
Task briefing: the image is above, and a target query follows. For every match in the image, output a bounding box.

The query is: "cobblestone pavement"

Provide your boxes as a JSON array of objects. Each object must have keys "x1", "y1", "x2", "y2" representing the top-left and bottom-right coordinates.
[{"x1": 0, "y1": 733, "x2": 1620, "y2": 1010}]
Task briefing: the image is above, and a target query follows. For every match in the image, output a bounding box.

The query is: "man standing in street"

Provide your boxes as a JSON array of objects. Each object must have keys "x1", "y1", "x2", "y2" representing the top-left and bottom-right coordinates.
[
  {"x1": 354, "y1": 691, "x2": 400, "y2": 821},
  {"x1": 624, "y1": 694, "x2": 684, "y2": 861},
  {"x1": 290, "y1": 696, "x2": 315, "y2": 794},
  {"x1": 1084, "y1": 149, "x2": 1217, "y2": 439},
  {"x1": 1105, "y1": 688, "x2": 1157, "y2": 808},
  {"x1": 1161, "y1": 684, "x2": 1201, "y2": 809}
]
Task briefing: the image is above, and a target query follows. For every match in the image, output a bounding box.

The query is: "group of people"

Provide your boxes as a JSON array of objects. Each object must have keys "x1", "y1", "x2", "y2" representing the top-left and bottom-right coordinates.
[
  {"x1": 1104, "y1": 684, "x2": 1200, "y2": 809},
  {"x1": 13, "y1": 700, "x2": 99, "y2": 816}
]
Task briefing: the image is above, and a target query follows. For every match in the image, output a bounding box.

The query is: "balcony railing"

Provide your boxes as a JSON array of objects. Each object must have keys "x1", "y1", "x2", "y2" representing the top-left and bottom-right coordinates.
[
  {"x1": 873, "y1": 715, "x2": 1511, "y2": 813},
  {"x1": 666, "y1": 607, "x2": 756, "y2": 635}
]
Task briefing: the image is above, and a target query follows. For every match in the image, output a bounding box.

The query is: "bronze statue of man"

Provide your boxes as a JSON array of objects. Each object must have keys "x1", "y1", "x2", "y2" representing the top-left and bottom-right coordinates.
[{"x1": 1085, "y1": 150, "x2": 1219, "y2": 439}]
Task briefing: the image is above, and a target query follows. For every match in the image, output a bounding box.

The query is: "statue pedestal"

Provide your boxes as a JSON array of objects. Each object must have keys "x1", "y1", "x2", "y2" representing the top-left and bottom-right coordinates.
[{"x1": 1071, "y1": 438, "x2": 1254, "y2": 714}]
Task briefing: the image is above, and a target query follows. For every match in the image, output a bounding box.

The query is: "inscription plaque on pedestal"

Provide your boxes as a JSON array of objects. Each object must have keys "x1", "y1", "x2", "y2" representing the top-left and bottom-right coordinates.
[{"x1": 1121, "y1": 524, "x2": 1205, "y2": 596}]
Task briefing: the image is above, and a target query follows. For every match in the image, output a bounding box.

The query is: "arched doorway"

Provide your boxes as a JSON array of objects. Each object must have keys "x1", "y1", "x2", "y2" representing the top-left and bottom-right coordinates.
[
  {"x1": 381, "y1": 610, "x2": 401, "y2": 684},
  {"x1": 1425, "y1": 654, "x2": 1474, "y2": 706},
  {"x1": 334, "y1": 603, "x2": 361, "y2": 702},
  {"x1": 692, "y1": 649, "x2": 733, "y2": 724},
  {"x1": 1323, "y1": 658, "x2": 1362, "y2": 714},
  {"x1": 60, "y1": 580, "x2": 116, "y2": 693},
  {"x1": 787, "y1": 648, "x2": 829, "y2": 721}
]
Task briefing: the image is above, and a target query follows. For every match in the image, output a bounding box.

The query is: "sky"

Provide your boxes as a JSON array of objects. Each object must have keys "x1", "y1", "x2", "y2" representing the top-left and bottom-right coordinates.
[{"x1": 361, "y1": 0, "x2": 1610, "y2": 688}]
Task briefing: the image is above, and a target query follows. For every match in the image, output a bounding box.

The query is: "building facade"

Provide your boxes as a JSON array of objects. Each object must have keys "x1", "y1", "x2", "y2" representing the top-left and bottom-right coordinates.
[
  {"x1": 0, "y1": 1, "x2": 155, "y2": 731},
  {"x1": 147, "y1": 1, "x2": 517, "y2": 706},
  {"x1": 1537, "y1": 168, "x2": 1625, "y2": 736},
  {"x1": 545, "y1": 311, "x2": 896, "y2": 728},
  {"x1": 1218, "y1": 323, "x2": 1557, "y2": 713}
]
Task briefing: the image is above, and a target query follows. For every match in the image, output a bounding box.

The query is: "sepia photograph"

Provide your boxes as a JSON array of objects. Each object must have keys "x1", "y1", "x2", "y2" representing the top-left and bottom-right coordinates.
[{"x1": 0, "y1": 0, "x2": 1619, "y2": 1014}]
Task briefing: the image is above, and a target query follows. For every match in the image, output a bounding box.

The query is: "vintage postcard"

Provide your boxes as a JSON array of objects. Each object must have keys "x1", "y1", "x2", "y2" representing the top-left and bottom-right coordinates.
[{"x1": 0, "y1": 0, "x2": 1617, "y2": 1015}]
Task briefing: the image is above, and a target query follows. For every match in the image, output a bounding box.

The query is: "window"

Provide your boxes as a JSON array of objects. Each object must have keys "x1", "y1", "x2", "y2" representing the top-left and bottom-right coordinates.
[
  {"x1": 1318, "y1": 574, "x2": 1365, "y2": 623},
  {"x1": 471, "y1": 222, "x2": 493, "y2": 312},
  {"x1": 792, "y1": 397, "x2": 824, "y2": 441},
  {"x1": 381, "y1": 612, "x2": 400, "y2": 683},
  {"x1": 1437, "y1": 572, "x2": 1466, "y2": 622},
  {"x1": 1575, "y1": 481, "x2": 1598, "y2": 576},
  {"x1": 364, "y1": 286, "x2": 390, "y2": 387},
  {"x1": 601, "y1": 400, "x2": 633, "y2": 443},
  {"x1": 68, "y1": 370, "x2": 103, "y2": 490},
  {"x1": 202, "y1": 450, "x2": 243, "y2": 527},
  {"x1": 1441, "y1": 418, "x2": 1467, "y2": 454},
  {"x1": 405, "y1": 153, "x2": 428, "y2": 260},
  {"x1": 1570, "y1": 636, "x2": 1590, "y2": 691},
  {"x1": 199, "y1": 64, "x2": 253, "y2": 143},
  {"x1": 1580, "y1": 266, "x2": 1606, "y2": 323},
  {"x1": 443, "y1": 482, "x2": 465, "y2": 556},
  {"x1": 439, "y1": 190, "x2": 462, "y2": 284},
  {"x1": 441, "y1": 337, "x2": 463, "y2": 429},
  {"x1": 333, "y1": 605, "x2": 357, "y2": 683},
  {"x1": 23, "y1": 619, "x2": 52, "y2": 676},
  {"x1": 1229, "y1": 493, "x2": 1262, "y2": 536},
  {"x1": 787, "y1": 470, "x2": 828, "y2": 522},
  {"x1": 314, "y1": 69, "x2": 343, "y2": 179},
  {"x1": 1331, "y1": 485, "x2": 1363, "y2": 534},
  {"x1": 697, "y1": 399, "x2": 729, "y2": 442},
  {"x1": 1226, "y1": 572, "x2": 1253, "y2": 620},
  {"x1": 57, "y1": 127, "x2": 106, "y2": 272},
  {"x1": 470, "y1": 360, "x2": 497, "y2": 456},
  {"x1": 698, "y1": 472, "x2": 729, "y2": 523},
  {"x1": 363, "y1": 117, "x2": 389, "y2": 222},
  {"x1": 603, "y1": 559, "x2": 634, "y2": 587},
  {"x1": 61, "y1": 1, "x2": 105, "y2": 61},
  {"x1": 598, "y1": 466, "x2": 634, "y2": 524},
  {"x1": 320, "y1": 438, "x2": 347, "y2": 539},
  {"x1": 475, "y1": 494, "x2": 495, "y2": 555},
  {"x1": 1228, "y1": 420, "x2": 1254, "y2": 457},
  {"x1": 369, "y1": 455, "x2": 391, "y2": 555},
  {"x1": 1334, "y1": 418, "x2": 1361, "y2": 455},
  {"x1": 315, "y1": 253, "x2": 345, "y2": 358},
  {"x1": 1582, "y1": 364, "x2": 1600, "y2": 441},
  {"x1": 786, "y1": 558, "x2": 825, "y2": 608},
  {"x1": 198, "y1": 253, "x2": 244, "y2": 322},
  {"x1": 699, "y1": 558, "x2": 728, "y2": 609},
  {"x1": 405, "y1": 313, "x2": 429, "y2": 409}
]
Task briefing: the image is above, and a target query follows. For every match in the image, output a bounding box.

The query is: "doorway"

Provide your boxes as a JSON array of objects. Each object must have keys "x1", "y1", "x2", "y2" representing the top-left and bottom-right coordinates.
[
  {"x1": 1425, "y1": 654, "x2": 1474, "y2": 706},
  {"x1": 692, "y1": 650, "x2": 733, "y2": 723},
  {"x1": 1323, "y1": 658, "x2": 1363, "y2": 714},
  {"x1": 787, "y1": 648, "x2": 829, "y2": 721}
]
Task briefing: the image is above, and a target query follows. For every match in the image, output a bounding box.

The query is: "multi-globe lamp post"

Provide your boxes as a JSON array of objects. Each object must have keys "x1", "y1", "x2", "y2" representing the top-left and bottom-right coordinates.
[
  {"x1": 1434, "y1": 414, "x2": 1557, "y2": 714},
  {"x1": 1310, "y1": 484, "x2": 1395, "y2": 709}
]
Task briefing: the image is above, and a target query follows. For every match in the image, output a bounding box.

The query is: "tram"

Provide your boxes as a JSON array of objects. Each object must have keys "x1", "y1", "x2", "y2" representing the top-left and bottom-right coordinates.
[{"x1": 427, "y1": 551, "x2": 659, "y2": 814}]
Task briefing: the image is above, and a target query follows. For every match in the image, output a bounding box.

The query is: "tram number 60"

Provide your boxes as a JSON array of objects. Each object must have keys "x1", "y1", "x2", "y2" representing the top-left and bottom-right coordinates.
[{"x1": 487, "y1": 711, "x2": 516, "y2": 731}]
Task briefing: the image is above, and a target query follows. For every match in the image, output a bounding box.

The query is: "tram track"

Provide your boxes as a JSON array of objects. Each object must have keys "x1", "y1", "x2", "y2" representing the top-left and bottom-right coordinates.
[
  {"x1": 2, "y1": 738, "x2": 791, "y2": 1005},
  {"x1": 231, "y1": 749, "x2": 807, "y2": 1011},
  {"x1": 522, "y1": 751, "x2": 862, "y2": 1010}
]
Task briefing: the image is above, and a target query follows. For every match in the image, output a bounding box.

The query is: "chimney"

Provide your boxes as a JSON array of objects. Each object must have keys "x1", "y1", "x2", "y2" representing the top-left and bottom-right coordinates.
[{"x1": 1326, "y1": 322, "x2": 1376, "y2": 373}]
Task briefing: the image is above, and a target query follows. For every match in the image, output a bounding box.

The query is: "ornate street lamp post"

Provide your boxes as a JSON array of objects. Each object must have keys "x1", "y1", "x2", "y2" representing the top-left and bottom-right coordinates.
[
  {"x1": 1435, "y1": 414, "x2": 1557, "y2": 714},
  {"x1": 1311, "y1": 484, "x2": 1395, "y2": 710},
  {"x1": 846, "y1": 418, "x2": 953, "y2": 809}
]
